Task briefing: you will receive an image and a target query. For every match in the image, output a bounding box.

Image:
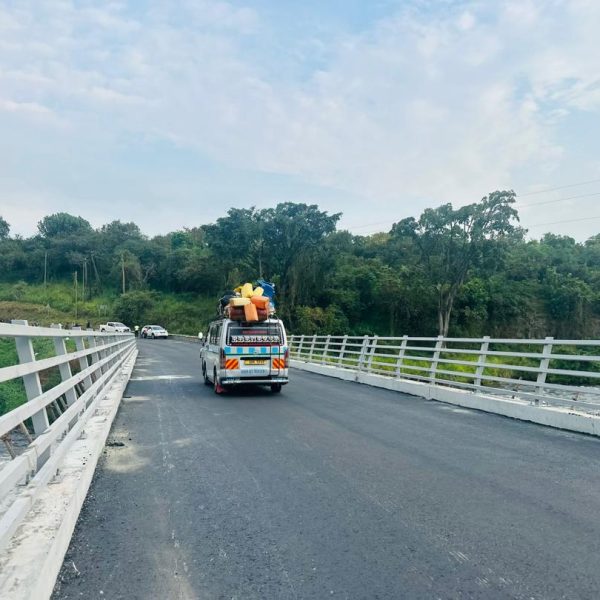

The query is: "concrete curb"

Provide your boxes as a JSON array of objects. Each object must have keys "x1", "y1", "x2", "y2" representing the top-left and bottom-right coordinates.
[
  {"x1": 168, "y1": 334, "x2": 199, "y2": 343},
  {"x1": 291, "y1": 360, "x2": 600, "y2": 437},
  {"x1": 0, "y1": 349, "x2": 138, "y2": 600}
]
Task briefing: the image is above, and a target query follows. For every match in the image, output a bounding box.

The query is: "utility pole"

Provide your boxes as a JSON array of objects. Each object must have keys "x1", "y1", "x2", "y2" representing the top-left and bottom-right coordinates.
[
  {"x1": 257, "y1": 215, "x2": 264, "y2": 279},
  {"x1": 44, "y1": 251, "x2": 49, "y2": 318},
  {"x1": 82, "y1": 258, "x2": 87, "y2": 302},
  {"x1": 73, "y1": 270, "x2": 78, "y2": 321},
  {"x1": 90, "y1": 252, "x2": 101, "y2": 294},
  {"x1": 121, "y1": 253, "x2": 126, "y2": 294}
]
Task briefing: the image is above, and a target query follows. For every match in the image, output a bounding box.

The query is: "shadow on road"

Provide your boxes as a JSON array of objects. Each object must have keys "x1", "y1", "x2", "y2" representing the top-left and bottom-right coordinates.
[{"x1": 221, "y1": 386, "x2": 285, "y2": 399}]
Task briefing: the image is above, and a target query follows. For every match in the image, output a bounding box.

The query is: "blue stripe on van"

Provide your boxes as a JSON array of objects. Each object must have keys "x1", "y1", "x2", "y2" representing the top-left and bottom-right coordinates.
[{"x1": 227, "y1": 346, "x2": 281, "y2": 355}]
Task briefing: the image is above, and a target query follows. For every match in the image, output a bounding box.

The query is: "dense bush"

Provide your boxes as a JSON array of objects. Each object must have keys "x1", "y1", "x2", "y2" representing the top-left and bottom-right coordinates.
[{"x1": 0, "y1": 200, "x2": 599, "y2": 338}]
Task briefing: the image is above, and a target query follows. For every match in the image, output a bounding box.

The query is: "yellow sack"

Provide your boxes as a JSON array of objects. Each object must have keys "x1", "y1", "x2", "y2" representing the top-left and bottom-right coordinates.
[
  {"x1": 252, "y1": 286, "x2": 264, "y2": 297},
  {"x1": 241, "y1": 283, "x2": 254, "y2": 298},
  {"x1": 233, "y1": 285, "x2": 243, "y2": 294}
]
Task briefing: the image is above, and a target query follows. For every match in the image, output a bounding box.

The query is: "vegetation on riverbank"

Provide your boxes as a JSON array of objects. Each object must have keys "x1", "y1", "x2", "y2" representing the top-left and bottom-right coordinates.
[{"x1": 1, "y1": 195, "x2": 599, "y2": 339}]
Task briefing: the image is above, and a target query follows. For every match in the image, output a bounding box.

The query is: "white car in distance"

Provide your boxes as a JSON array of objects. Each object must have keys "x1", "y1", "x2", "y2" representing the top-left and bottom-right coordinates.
[
  {"x1": 142, "y1": 325, "x2": 169, "y2": 339},
  {"x1": 100, "y1": 321, "x2": 130, "y2": 333}
]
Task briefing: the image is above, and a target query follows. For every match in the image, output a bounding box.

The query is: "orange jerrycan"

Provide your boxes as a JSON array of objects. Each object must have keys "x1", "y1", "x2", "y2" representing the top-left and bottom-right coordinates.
[
  {"x1": 250, "y1": 296, "x2": 269, "y2": 310},
  {"x1": 244, "y1": 303, "x2": 259, "y2": 322}
]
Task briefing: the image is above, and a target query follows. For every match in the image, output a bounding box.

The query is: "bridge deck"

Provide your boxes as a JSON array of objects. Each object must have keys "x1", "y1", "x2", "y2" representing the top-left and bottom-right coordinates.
[{"x1": 52, "y1": 339, "x2": 600, "y2": 599}]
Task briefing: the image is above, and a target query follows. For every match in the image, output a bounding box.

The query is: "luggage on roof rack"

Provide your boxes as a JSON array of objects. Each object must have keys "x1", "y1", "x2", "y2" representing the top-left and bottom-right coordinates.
[{"x1": 218, "y1": 279, "x2": 276, "y2": 321}]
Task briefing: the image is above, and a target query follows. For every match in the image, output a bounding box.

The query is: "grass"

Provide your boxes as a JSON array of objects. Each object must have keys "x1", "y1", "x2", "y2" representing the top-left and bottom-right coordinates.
[
  {"x1": 143, "y1": 294, "x2": 215, "y2": 336},
  {"x1": 0, "y1": 334, "x2": 81, "y2": 417},
  {"x1": 0, "y1": 338, "x2": 26, "y2": 415},
  {"x1": 0, "y1": 282, "x2": 217, "y2": 335},
  {"x1": 0, "y1": 281, "x2": 115, "y2": 327}
]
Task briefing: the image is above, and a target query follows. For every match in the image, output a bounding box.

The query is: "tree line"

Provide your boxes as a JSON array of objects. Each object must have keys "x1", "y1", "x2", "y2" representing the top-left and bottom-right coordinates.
[{"x1": 0, "y1": 191, "x2": 599, "y2": 338}]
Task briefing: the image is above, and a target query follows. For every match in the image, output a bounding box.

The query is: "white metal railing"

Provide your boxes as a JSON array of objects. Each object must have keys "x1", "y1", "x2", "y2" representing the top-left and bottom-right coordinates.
[
  {"x1": 0, "y1": 320, "x2": 136, "y2": 551},
  {"x1": 289, "y1": 334, "x2": 600, "y2": 411}
]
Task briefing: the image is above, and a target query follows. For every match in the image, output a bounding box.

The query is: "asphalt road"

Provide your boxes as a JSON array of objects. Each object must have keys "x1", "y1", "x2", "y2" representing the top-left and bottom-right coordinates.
[{"x1": 52, "y1": 339, "x2": 600, "y2": 599}]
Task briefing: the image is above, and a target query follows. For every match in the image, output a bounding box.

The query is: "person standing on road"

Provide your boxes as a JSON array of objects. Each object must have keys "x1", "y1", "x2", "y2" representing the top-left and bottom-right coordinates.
[{"x1": 134, "y1": 325, "x2": 140, "y2": 337}]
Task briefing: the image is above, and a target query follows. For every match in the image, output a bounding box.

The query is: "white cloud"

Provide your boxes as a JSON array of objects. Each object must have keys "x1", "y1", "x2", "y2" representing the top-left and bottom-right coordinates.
[
  {"x1": 86, "y1": 86, "x2": 148, "y2": 106},
  {"x1": 180, "y1": 0, "x2": 259, "y2": 33},
  {"x1": 0, "y1": 0, "x2": 599, "y2": 238},
  {"x1": 457, "y1": 11, "x2": 476, "y2": 31},
  {"x1": 0, "y1": 99, "x2": 52, "y2": 115}
]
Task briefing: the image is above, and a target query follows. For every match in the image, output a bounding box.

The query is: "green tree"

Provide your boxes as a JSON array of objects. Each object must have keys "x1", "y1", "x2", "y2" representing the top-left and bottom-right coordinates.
[
  {"x1": 392, "y1": 191, "x2": 521, "y2": 337},
  {"x1": 0, "y1": 216, "x2": 9, "y2": 240},
  {"x1": 542, "y1": 268, "x2": 593, "y2": 337},
  {"x1": 293, "y1": 305, "x2": 350, "y2": 335},
  {"x1": 113, "y1": 291, "x2": 158, "y2": 326},
  {"x1": 203, "y1": 203, "x2": 340, "y2": 324},
  {"x1": 99, "y1": 220, "x2": 143, "y2": 244},
  {"x1": 38, "y1": 213, "x2": 93, "y2": 238},
  {"x1": 1, "y1": 200, "x2": 599, "y2": 340},
  {"x1": 110, "y1": 250, "x2": 143, "y2": 293},
  {"x1": 204, "y1": 208, "x2": 264, "y2": 286},
  {"x1": 261, "y1": 203, "x2": 340, "y2": 321}
]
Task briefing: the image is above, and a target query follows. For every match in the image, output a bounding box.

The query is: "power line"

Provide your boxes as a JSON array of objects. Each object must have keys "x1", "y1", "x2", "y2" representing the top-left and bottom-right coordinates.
[
  {"x1": 518, "y1": 178, "x2": 600, "y2": 196},
  {"x1": 352, "y1": 214, "x2": 600, "y2": 236},
  {"x1": 516, "y1": 191, "x2": 600, "y2": 208},
  {"x1": 353, "y1": 210, "x2": 600, "y2": 236},
  {"x1": 350, "y1": 189, "x2": 600, "y2": 233},
  {"x1": 527, "y1": 215, "x2": 600, "y2": 228},
  {"x1": 350, "y1": 219, "x2": 395, "y2": 231}
]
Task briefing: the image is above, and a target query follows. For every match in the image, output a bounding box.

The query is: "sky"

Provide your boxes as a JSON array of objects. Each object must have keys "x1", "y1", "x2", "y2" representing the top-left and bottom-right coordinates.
[{"x1": 1, "y1": 0, "x2": 600, "y2": 241}]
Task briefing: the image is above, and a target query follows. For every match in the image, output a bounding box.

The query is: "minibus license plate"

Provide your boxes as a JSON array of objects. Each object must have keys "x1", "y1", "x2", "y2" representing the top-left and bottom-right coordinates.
[{"x1": 245, "y1": 359, "x2": 267, "y2": 365}]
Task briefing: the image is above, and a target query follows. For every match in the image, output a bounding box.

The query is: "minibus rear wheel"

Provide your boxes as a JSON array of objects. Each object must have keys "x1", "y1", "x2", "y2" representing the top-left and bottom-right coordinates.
[{"x1": 214, "y1": 369, "x2": 225, "y2": 395}]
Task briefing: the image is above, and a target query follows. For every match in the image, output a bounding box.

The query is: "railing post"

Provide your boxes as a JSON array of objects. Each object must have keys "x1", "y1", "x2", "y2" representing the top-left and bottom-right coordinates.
[
  {"x1": 395, "y1": 335, "x2": 408, "y2": 378},
  {"x1": 308, "y1": 334, "x2": 317, "y2": 362},
  {"x1": 94, "y1": 334, "x2": 105, "y2": 372},
  {"x1": 474, "y1": 336, "x2": 490, "y2": 390},
  {"x1": 298, "y1": 335, "x2": 305, "y2": 359},
  {"x1": 367, "y1": 335, "x2": 378, "y2": 373},
  {"x1": 87, "y1": 329, "x2": 101, "y2": 380},
  {"x1": 535, "y1": 337, "x2": 554, "y2": 404},
  {"x1": 429, "y1": 335, "x2": 444, "y2": 383},
  {"x1": 338, "y1": 334, "x2": 348, "y2": 366},
  {"x1": 99, "y1": 334, "x2": 111, "y2": 373},
  {"x1": 288, "y1": 335, "x2": 296, "y2": 358},
  {"x1": 11, "y1": 320, "x2": 50, "y2": 435},
  {"x1": 357, "y1": 335, "x2": 370, "y2": 372},
  {"x1": 108, "y1": 335, "x2": 117, "y2": 367},
  {"x1": 51, "y1": 323, "x2": 78, "y2": 407},
  {"x1": 321, "y1": 335, "x2": 331, "y2": 365},
  {"x1": 71, "y1": 326, "x2": 93, "y2": 390}
]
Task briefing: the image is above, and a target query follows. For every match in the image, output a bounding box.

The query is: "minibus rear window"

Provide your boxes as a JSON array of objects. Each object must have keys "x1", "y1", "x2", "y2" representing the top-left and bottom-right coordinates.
[{"x1": 227, "y1": 324, "x2": 284, "y2": 346}]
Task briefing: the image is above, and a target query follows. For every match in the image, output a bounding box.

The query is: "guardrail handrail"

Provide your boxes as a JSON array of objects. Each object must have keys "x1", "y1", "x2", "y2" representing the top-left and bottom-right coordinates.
[
  {"x1": 0, "y1": 320, "x2": 136, "y2": 551},
  {"x1": 289, "y1": 334, "x2": 600, "y2": 411}
]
